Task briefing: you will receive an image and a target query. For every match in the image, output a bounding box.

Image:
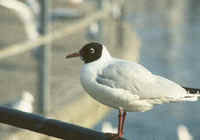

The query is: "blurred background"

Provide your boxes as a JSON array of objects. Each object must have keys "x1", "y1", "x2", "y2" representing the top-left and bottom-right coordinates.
[{"x1": 0, "y1": 0, "x2": 199, "y2": 140}]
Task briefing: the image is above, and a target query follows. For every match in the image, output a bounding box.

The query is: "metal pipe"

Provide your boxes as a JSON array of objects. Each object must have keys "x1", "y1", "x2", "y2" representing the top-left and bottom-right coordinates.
[
  {"x1": 0, "y1": 0, "x2": 39, "y2": 41},
  {"x1": 96, "y1": 0, "x2": 104, "y2": 41},
  {"x1": 36, "y1": 0, "x2": 51, "y2": 115},
  {"x1": 0, "y1": 4, "x2": 112, "y2": 59},
  {"x1": 0, "y1": 106, "x2": 127, "y2": 140},
  {"x1": 117, "y1": 0, "x2": 125, "y2": 48}
]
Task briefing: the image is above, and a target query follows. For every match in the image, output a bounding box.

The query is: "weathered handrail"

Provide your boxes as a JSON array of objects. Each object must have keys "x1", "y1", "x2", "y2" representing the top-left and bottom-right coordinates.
[{"x1": 0, "y1": 106, "x2": 126, "y2": 140}]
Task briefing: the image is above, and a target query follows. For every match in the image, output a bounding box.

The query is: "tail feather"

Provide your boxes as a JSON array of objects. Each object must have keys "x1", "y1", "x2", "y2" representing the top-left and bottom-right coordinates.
[
  {"x1": 182, "y1": 86, "x2": 200, "y2": 94},
  {"x1": 182, "y1": 94, "x2": 200, "y2": 102}
]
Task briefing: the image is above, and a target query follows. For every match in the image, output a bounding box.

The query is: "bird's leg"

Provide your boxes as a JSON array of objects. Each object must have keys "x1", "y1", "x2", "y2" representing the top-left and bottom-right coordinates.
[
  {"x1": 120, "y1": 111, "x2": 127, "y2": 136},
  {"x1": 105, "y1": 109, "x2": 127, "y2": 140},
  {"x1": 118, "y1": 109, "x2": 123, "y2": 137},
  {"x1": 118, "y1": 109, "x2": 127, "y2": 137}
]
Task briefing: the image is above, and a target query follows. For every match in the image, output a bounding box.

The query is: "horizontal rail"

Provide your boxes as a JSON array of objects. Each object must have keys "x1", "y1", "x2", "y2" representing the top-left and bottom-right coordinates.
[
  {"x1": 0, "y1": 106, "x2": 126, "y2": 140},
  {"x1": 0, "y1": 4, "x2": 112, "y2": 59},
  {"x1": 0, "y1": 0, "x2": 39, "y2": 41}
]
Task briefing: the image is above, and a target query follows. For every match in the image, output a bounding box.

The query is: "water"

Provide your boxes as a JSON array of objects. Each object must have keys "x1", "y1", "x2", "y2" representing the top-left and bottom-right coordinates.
[{"x1": 94, "y1": 1, "x2": 200, "y2": 140}]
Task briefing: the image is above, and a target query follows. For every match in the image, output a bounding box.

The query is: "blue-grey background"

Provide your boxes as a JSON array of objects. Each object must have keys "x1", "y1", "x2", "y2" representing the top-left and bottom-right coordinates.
[{"x1": 95, "y1": 0, "x2": 200, "y2": 140}]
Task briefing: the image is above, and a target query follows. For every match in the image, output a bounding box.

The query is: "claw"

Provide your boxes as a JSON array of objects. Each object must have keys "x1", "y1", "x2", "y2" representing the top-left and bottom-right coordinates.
[{"x1": 104, "y1": 133, "x2": 122, "y2": 140}]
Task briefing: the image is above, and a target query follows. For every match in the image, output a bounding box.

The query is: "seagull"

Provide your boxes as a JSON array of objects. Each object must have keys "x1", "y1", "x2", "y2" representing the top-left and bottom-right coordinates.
[
  {"x1": 65, "y1": 42, "x2": 200, "y2": 139},
  {"x1": 0, "y1": 91, "x2": 34, "y2": 137},
  {"x1": 102, "y1": 121, "x2": 117, "y2": 134},
  {"x1": 2, "y1": 91, "x2": 34, "y2": 113},
  {"x1": 13, "y1": 91, "x2": 34, "y2": 113},
  {"x1": 177, "y1": 125, "x2": 193, "y2": 140}
]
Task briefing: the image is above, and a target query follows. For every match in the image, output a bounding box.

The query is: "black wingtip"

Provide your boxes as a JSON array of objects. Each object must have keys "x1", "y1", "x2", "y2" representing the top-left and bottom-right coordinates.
[{"x1": 182, "y1": 86, "x2": 200, "y2": 94}]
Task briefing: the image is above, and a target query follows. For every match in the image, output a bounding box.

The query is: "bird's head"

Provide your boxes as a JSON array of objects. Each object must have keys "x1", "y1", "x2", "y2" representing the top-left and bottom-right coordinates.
[{"x1": 65, "y1": 42, "x2": 108, "y2": 63}]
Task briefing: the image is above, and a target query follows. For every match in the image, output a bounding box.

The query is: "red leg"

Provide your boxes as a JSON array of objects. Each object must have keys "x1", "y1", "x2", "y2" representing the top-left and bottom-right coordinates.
[
  {"x1": 105, "y1": 109, "x2": 127, "y2": 140},
  {"x1": 118, "y1": 109, "x2": 123, "y2": 137},
  {"x1": 118, "y1": 109, "x2": 127, "y2": 137},
  {"x1": 120, "y1": 111, "x2": 127, "y2": 136}
]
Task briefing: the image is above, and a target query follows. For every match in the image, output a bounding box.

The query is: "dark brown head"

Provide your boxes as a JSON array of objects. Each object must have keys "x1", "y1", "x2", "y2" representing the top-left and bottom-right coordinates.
[{"x1": 65, "y1": 42, "x2": 103, "y2": 63}]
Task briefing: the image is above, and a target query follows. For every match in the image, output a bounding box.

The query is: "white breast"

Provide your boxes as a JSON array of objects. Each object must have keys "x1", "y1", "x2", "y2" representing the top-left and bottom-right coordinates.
[{"x1": 80, "y1": 61, "x2": 150, "y2": 112}]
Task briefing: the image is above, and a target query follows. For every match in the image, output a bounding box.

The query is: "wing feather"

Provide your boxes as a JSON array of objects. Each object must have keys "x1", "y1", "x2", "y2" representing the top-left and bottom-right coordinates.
[{"x1": 96, "y1": 60, "x2": 186, "y2": 98}]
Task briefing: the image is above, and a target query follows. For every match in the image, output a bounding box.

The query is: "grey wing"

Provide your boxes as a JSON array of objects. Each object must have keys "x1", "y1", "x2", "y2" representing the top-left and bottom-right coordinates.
[
  {"x1": 96, "y1": 60, "x2": 154, "y2": 97},
  {"x1": 149, "y1": 75, "x2": 187, "y2": 98},
  {"x1": 96, "y1": 60, "x2": 187, "y2": 98}
]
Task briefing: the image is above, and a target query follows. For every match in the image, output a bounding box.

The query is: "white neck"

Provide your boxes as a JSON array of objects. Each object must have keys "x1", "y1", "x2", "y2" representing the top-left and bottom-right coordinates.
[
  {"x1": 81, "y1": 45, "x2": 112, "y2": 76},
  {"x1": 101, "y1": 45, "x2": 111, "y2": 60}
]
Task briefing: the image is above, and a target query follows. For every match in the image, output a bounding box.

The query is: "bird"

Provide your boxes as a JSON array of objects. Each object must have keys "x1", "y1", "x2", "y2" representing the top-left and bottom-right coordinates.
[
  {"x1": 65, "y1": 42, "x2": 200, "y2": 139},
  {"x1": 0, "y1": 91, "x2": 34, "y2": 138},
  {"x1": 102, "y1": 121, "x2": 117, "y2": 134},
  {"x1": 13, "y1": 91, "x2": 34, "y2": 113},
  {"x1": 177, "y1": 125, "x2": 193, "y2": 140},
  {"x1": 2, "y1": 91, "x2": 34, "y2": 113}
]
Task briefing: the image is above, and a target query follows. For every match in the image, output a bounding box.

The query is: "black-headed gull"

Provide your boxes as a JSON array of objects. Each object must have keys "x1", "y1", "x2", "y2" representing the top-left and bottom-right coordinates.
[{"x1": 65, "y1": 42, "x2": 200, "y2": 138}]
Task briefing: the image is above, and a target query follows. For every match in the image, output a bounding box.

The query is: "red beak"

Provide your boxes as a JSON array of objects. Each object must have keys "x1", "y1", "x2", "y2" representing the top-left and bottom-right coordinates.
[{"x1": 65, "y1": 52, "x2": 80, "y2": 59}]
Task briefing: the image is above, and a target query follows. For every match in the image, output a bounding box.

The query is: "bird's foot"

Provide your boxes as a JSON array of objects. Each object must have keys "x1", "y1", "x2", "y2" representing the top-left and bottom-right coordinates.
[{"x1": 104, "y1": 133, "x2": 122, "y2": 140}]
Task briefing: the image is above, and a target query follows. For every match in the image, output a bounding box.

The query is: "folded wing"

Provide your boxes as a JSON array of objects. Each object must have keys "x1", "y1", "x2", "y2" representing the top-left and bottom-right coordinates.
[{"x1": 96, "y1": 60, "x2": 187, "y2": 99}]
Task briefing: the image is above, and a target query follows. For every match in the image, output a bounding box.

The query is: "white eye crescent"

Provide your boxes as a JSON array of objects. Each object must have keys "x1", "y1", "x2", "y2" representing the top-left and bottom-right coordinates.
[{"x1": 90, "y1": 48, "x2": 95, "y2": 53}]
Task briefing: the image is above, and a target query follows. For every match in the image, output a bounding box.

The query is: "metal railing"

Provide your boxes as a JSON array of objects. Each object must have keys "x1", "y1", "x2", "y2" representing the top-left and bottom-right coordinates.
[
  {"x1": 0, "y1": 106, "x2": 127, "y2": 140},
  {"x1": 0, "y1": 2, "x2": 112, "y2": 59}
]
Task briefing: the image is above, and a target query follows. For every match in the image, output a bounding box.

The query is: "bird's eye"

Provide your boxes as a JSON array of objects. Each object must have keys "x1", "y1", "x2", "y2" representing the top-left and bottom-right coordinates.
[{"x1": 90, "y1": 48, "x2": 95, "y2": 53}]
